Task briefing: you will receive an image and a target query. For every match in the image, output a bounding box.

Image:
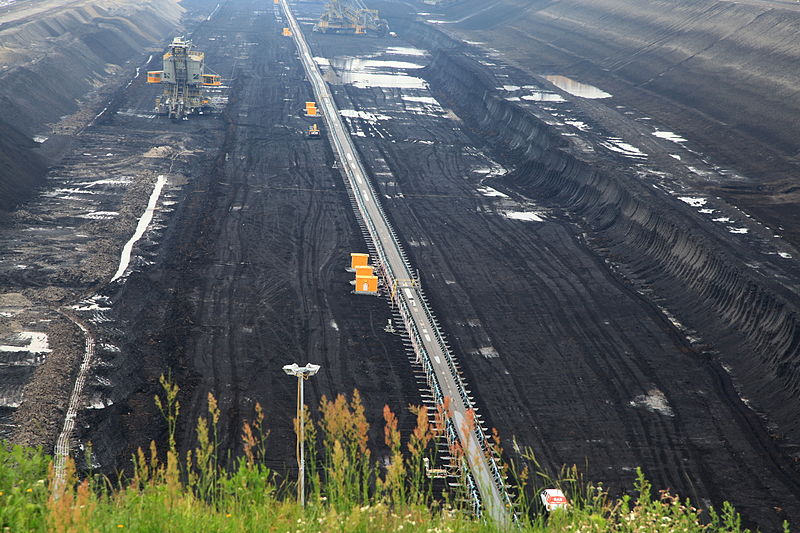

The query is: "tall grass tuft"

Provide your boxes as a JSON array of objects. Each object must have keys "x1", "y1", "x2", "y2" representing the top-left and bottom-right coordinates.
[{"x1": 0, "y1": 375, "x2": 789, "y2": 532}]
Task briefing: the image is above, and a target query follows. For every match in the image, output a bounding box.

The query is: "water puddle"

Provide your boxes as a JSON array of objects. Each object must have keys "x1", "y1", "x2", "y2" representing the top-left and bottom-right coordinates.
[
  {"x1": 600, "y1": 138, "x2": 646, "y2": 158},
  {"x1": 401, "y1": 95, "x2": 439, "y2": 105},
  {"x1": 0, "y1": 332, "x2": 51, "y2": 354},
  {"x1": 385, "y1": 46, "x2": 426, "y2": 56},
  {"x1": 521, "y1": 92, "x2": 565, "y2": 103},
  {"x1": 678, "y1": 196, "x2": 707, "y2": 208},
  {"x1": 110, "y1": 175, "x2": 167, "y2": 282},
  {"x1": 477, "y1": 186, "x2": 508, "y2": 198},
  {"x1": 565, "y1": 120, "x2": 589, "y2": 132},
  {"x1": 544, "y1": 75, "x2": 611, "y2": 99},
  {"x1": 653, "y1": 130, "x2": 687, "y2": 143},
  {"x1": 502, "y1": 211, "x2": 545, "y2": 222},
  {"x1": 339, "y1": 109, "x2": 391, "y2": 123},
  {"x1": 327, "y1": 56, "x2": 427, "y2": 89}
]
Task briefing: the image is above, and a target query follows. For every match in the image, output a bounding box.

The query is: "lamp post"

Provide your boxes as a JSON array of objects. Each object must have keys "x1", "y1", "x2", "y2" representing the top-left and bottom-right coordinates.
[{"x1": 282, "y1": 362, "x2": 320, "y2": 507}]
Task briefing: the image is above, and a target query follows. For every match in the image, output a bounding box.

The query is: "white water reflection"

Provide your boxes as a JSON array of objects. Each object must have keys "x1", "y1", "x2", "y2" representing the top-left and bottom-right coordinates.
[
  {"x1": 522, "y1": 92, "x2": 565, "y2": 102},
  {"x1": 329, "y1": 57, "x2": 426, "y2": 89},
  {"x1": 545, "y1": 75, "x2": 611, "y2": 99},
  {"x1": 385, "y1": 46, "x2": 426, "y2": 56},
  {"x1": 0, "y1": 332, "x2": 51, "y2": 354},
  {"x1": 653, "y1": 130, "x2": 687, "y2": 143}
]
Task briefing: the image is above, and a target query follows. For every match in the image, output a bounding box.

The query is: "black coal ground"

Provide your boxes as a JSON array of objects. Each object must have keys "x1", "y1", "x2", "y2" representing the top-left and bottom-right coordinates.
[
  {"x1": 79, "y1": 0, "x2": 421, "y2": 478},
  {"x1": 295, "y1": 9, "x2": 800, "y2": 529},
  {"x1": 2, "y1": 0, "x2": 798, "y2": 530}
]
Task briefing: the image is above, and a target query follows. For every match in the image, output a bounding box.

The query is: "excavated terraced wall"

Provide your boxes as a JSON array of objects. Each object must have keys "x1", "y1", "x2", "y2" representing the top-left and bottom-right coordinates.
[
  {"x1": 493, "y1": 0, "x2": 800, "y2": 157},
  {"x1": 0, "y1": 0, "x2": 183, "y2": 211},
  {"x1": 422, "y1": 49, "x2": 800, "y2": 444}
]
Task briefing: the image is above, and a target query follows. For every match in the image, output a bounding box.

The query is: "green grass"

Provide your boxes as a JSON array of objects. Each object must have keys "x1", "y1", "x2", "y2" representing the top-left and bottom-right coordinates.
[{"x1": 0, "y1": 377, "x2": 790, "y2": 532}]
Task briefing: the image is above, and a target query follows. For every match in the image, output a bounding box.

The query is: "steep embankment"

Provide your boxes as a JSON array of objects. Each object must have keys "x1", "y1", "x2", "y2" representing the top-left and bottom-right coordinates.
[
  {"x1": 420, "y1": 48, "x2": 800, "y2": 463},
  {"x1": 0, "y1": 0, "x2": 184, "y2": 211},
  {"x1": 0, "y1": 125, "x2": 47, "y2": 213},
  {"x1": 420, "y1": 0, "x2": 800, "y2": 245}
]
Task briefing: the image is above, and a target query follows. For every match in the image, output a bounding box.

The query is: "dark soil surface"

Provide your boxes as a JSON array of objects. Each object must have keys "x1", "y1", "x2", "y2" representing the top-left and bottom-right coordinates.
[
  {"x1": 78, "y1": 0, "x2": 420, "y2": 476},
  {"x1": 2, "y1": 0, "x2": 800, "y2": 531}
]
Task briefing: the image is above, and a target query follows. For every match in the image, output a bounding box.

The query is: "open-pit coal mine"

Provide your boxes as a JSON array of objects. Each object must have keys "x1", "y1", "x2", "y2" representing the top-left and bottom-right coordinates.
[{"x1": 2, "y1": 0, "x2": 800, "y2": 528}]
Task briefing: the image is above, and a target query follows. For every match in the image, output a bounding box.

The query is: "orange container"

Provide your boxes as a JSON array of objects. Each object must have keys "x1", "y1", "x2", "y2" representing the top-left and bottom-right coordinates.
[
  {"x1": 350, "y1": 253, "x2": 369, "y2": 269},
  {"x1": 146, "y1": 71, "x2": 163, "y2": 83},
  {"x1": 355, "y1": 265, "x2": 373, "y2": 277},
  {"x1": 355, "y1": 275, "x2": 378, "y2": 293}
]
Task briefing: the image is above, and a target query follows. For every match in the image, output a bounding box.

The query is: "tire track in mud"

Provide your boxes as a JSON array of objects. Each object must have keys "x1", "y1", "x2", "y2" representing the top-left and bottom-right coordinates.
[{"x1": 52, "y1": 310, "x2": 94, "y2": 491}]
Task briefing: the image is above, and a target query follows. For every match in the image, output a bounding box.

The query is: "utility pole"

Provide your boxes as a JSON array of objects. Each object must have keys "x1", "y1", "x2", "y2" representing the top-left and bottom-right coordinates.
[{"x1": 282, "y1": 363, "x2": 321, "y2": 506}]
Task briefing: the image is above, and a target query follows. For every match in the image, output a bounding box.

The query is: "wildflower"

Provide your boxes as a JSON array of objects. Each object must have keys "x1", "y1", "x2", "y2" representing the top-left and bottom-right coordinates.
[
  {"x1": 26, "y1": 488, "x2": 33, "y2": 493},
  {"x1": 226, "y1": 514, "x2": 232, "y2": 518},
  {"x1": 117, "y1": 525, "x2": 125, "y2": 529},
  {"x1": 0, "y1": 491, "x2": 4, "y2": 496}
]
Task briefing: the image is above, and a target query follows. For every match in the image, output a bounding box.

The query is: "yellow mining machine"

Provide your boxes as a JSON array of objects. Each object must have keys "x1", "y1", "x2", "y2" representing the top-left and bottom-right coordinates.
[
  {"x1": 147, "y1": 37, "x2": 221, "y2": 120},
  {"x1": 314, "y1": 0, "x2": 388, "y2": 36}
]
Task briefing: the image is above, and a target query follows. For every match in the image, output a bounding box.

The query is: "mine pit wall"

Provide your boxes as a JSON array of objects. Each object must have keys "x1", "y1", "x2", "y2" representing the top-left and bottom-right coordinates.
[
  {"x1": 0, "y1": 0, "x2": 184, "y2": 211},
  {"x1": 417, "y1": 48, "x2": 800, "y2": 455},
  {"x1": 410, "y1": 0, "x2": 800, "y2": 243},
  {"x1": 485, "y1": 0, "x2": 800, "y2": 159}
]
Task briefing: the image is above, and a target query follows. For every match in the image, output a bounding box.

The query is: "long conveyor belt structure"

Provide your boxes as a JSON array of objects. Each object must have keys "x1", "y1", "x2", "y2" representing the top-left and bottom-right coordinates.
[{"x1": 279, "y1": 0, "x2": 514, "y2": 523}]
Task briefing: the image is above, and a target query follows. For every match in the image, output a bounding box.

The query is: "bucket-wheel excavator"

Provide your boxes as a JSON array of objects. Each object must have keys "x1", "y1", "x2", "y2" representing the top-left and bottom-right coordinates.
[
  {"x1": 147, "y1": 37, "x2": 221, "y2": 120},
  {"x1": 314, "y1": 0, "x2": 388, "y2": 35}
]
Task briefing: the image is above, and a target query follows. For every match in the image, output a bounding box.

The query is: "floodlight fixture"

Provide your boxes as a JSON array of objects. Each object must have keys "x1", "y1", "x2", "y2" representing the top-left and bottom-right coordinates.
[
  {"x1": 282, "y1": 363, "x2": 321, "y2": 377},
  {"x1": 283, "y1": 361, "x2": 320, "y2": 507}
]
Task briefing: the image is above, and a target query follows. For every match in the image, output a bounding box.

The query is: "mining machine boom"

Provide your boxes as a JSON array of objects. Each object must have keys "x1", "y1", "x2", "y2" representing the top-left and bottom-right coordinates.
[
  {"x1": 314, "y1": 0, "x2": 388, "y2": 35},
  {"x1": 147, "y1": 37, "x2": 221, "y2": 120}
]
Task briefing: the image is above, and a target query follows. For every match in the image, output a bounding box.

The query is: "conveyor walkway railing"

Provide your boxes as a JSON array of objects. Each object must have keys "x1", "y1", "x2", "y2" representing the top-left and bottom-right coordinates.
[{"x1": 279, "y1": 0, "x2": 513, "y2": 524}]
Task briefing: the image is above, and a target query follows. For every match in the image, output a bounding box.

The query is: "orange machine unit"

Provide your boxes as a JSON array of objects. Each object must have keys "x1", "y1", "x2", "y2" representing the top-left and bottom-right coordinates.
[
  {"x1": 305, "y1": 101, "x2": 318, "y2": 116},
  {"x1": 354, "y1": 265, "x2": 373, "y2": 278},
  {"x1": 350, "y1": 253, "x2": 369, "y2": 270},
  {"x1": 355, "y1": 275, "x2": 378, "y2": 294}
]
